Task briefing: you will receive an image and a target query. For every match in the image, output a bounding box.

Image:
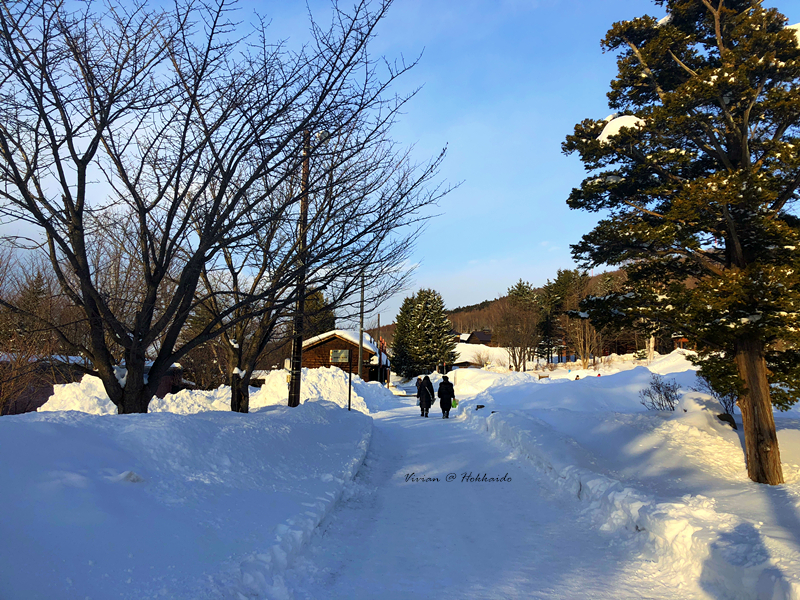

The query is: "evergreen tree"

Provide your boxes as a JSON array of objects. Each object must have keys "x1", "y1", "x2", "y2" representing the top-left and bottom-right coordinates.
[
  {"x1": 536, "y1": 270, "x2": 577, "y2": 363},
  {"x1": 179, "y1": 304, "x2": 229, "y2": 390},
  {"x1": 391, "y1": 295, "x2": 420, "y2": 378},
  {"x1": 412, "y1": 289, "x2": 457, "y2": 373},
  {"x1": 391, "y1": 289, "x2": 456, "y2": 378},
  {"x1": 507, "y1": 279, "x2": 538, "y2": 305},
  {"x1": 563, "y1": 1, "x2": 800, "y2": 484},
  {"x1": 17, "y1": 271, "x2": 49, "y2": 336},
  {"x1": 304, "y1": 291, "x2": 336, "y2": 338}
]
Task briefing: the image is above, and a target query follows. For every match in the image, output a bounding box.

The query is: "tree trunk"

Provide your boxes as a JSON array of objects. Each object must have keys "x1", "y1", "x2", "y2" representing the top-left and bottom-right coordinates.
[
  {"x1": 230, "y1": 372, "x2": 250, "y2": 413},
  {"x1": 117, "y1": 389, "x2": 152, "y2": 414},
  {"x1": 116, "y1": 377, "x2": 153, "y2": 414},
  {"x1": 111, "y1": 360, "x2": 153, "y2": 414},
  {"x1": 735, "y1": 334, "x2": 784, "y2": 485}
]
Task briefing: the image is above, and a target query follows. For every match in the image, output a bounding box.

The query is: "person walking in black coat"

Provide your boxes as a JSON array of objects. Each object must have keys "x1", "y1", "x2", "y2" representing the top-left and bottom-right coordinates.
[
  {"x1": 438, "y1": 375, "x2": 455, "y2": 418},
  {"x1": 418, "y1": 375, "x2": 434, "y2": 417}
]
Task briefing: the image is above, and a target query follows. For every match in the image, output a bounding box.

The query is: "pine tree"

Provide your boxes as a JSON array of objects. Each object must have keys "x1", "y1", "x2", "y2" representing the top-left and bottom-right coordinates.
[
  {"x1": 17, "y1": 271, "x2": 49, "y2": 336},
  {"x1": 507, "y1": 279, "x2": 538, "y2": 305},
  {"x1": 537, "y1": 271, "x2": 576, "y2": 363},
  {"x1": 391, "y1": 295, "x2": 420, "y2": 378},
  {"x1": 563, "y1": 1, "x2": 800, "y2": 484},
  {"x1": 391, "y1": 289, "x2": 456, "y2": 378},
  {"x1": 412, "y1": 289, "x2": 457, "y2": 373},
  {"x1": 304, "y1": 291, "x2": 336, "y2": 338}
]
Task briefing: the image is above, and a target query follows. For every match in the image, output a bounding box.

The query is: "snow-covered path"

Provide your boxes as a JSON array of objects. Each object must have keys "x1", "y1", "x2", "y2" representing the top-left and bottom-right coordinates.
[{"x1": 284, "y1": 399, "x2": 707, "y2": 599}]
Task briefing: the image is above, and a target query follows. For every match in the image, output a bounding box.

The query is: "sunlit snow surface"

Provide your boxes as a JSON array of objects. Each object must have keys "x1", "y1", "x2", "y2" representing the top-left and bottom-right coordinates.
[{"x1": 3, "y1": 352, "x2": 800, "y2": 599}]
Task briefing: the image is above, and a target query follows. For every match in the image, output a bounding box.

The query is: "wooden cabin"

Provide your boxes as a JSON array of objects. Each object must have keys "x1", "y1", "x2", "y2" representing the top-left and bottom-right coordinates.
[
  {"x1": 465, "y1": 330, "x2": 496, "y2": 347},
  {"x1": 302, "y1": 330, "x2": 383, "y2": 382}
]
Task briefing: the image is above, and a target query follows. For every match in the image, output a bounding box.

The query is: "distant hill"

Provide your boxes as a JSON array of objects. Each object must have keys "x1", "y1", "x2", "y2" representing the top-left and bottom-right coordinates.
[
  {"x1": 378, "y1": 270, "x2": 624, "y2": 341},
  {"x1": 448, "y1": 299, "x2": 495, "y2": 314},
  {"x1": 446, "y1": 298, "x2": 504, "y2": 334},
  {"x1": 366, "y1": 322, "x2": 396, "y2": 348}
]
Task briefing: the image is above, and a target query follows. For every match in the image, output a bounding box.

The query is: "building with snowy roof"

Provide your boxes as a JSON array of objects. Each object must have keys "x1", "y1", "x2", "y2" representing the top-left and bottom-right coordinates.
[{"x1": 302, "y1": 330, "x2": 388, "y2": 383}]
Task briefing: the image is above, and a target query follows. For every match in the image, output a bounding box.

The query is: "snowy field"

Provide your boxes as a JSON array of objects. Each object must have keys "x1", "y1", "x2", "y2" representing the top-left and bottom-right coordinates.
[
  {"x1": 0, "y1": 369, "x2": 387, "y2": 599},
  {"x1": 444, "y1": 351, "x2": 800, "y2": 600},
  {"x1": 1, "y1": 353, "x2": 800, "y2": 598}
]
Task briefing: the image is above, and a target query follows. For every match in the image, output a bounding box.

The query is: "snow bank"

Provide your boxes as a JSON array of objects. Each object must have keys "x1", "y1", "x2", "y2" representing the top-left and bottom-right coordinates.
[
  {"x1": 1, "y1": 400, "x2": 373, "y2": 599},
  {"x1": 39, "y1": 373, "x2": 119, "y2": 415},
  {"x1": 150, "y1": 387, "x2": 232, "y2": 413},
  {"x1": 251, "y1": 366, "x2": 397, "y2": 414},
  {"x1": 465, "y1": 407, "x2": 800, "y2": 599},
  {"x1": 40, "y1": 374, "x2": 235, "y2": 415},
  {"x1": 40, "y1": 366, "x2": 398, "y2": 415},
  {"x1": 449, "y1": 363, "x2": 697, "y2": 414},
  {"x1": 454, "y1": 342, "x2": 509, "y2": 369},
  {"x1": 454, "y1": 350, "x2": 800, "y2": 600}
]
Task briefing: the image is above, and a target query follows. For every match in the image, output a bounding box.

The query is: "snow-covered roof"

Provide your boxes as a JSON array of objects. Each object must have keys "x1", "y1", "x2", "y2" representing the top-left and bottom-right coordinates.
[
  {"x1": 302, "y1": 329, "x2": 379, "y2": 355},
  {"x1": 597, "y1": 115, "x2": 645, "y2": 145},
  {"x1": 0, "y1": 354, "x2": 89, "y2": 365}
]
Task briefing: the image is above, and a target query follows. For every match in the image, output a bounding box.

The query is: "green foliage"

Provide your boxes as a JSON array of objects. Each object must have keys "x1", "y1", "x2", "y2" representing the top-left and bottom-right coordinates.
[
  {"x1": 304, "y1": 291, "x2": 336, "y2": 338},
  {"x1": 16, "y1": 271, "x2": 49, "y2": 336},
  {"x1": 564, "y1": 1, "x2": 800, "y2": 409},
  {"x1": 537, "y1": 269, "x2": 588, "y2": 361},
  {"x1": 179, "y1": 304, "x2": 229, "y2": 389},
  {"x1": 390, "y1": 296, "x2": 418, "y2": 379},
  {"x1": 690, "y1": 352, "x2": 742, "y2": 415},
  {"x1": 764, "y1": 349, "x2": 800, "y2": 411},
  {"x1": 507, "y1": 279, "x2": 538, "y2": 307},
  {"x1": 391, "y1": 289, "x2": 456, "y2": 378},
  {"x1": 448, "y1": 299, "x2": 494, "y2": 314}
]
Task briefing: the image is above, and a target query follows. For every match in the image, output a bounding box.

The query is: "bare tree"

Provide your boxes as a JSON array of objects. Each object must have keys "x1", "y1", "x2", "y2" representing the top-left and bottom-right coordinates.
[
  {"x1": 0, "y1": 249, "x2": 87, "y2": 413},
  {"x1": 494, "y1": 285, "x2": 541, "y2": 372},
  {"x1": 473, "y1": 349, "x2": 492, "y2": 369},
  {"x1": 556, "y1": 271, "x2": 603, "y2": 369},
  {"x1": 0, "y1": 0, "x2": 443, "y2": 413},
  {"x1": 193, "y1": 82, "x2": 446, "y2": 412},
  {"x1": 563, "y1": 314, "x2": 602, "y2": 370}
]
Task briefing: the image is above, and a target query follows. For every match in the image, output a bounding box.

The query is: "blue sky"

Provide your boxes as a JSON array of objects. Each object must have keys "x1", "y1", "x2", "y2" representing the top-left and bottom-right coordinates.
[
  {"x1": 6, "y1": 1, "x2": 799, "y2": 327},
  {"x1": 262, "y1": 0, "x2": 674, "y2": 325},
  {"x1": 315, "y1": 0, "x2": 799, "y2": 324}
]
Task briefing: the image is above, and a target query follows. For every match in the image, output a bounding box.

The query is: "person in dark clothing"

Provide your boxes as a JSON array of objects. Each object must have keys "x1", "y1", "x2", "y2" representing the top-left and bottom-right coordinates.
[
  {"x1": 418, "y1": 375, "x2": 434, "y2": 417},
  {"x1": 424, "y1": 376, "x2": 435, "y2": 413},
  {"x1": 438, "y1": 375, "x2": 455, "y2": 418}
]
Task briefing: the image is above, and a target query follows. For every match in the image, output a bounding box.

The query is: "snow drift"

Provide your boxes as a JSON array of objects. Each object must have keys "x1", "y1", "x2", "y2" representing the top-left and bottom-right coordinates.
[
  {"x1": 2, "y1": 372, "x2": 386, "y2": 599},
  {"x1": 452, "y1": 351, "x2": 800, "y2": 600},
  {"x1": 39, "y1": 366, "x2": 397, "y2": 415}
]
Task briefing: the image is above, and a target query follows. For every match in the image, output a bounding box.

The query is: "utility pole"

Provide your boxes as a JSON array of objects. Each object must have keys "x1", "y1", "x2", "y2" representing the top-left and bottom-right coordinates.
[
  {"x1": 348, "y1": 350, "x2": 352, "y2": 411},
  {"x1": 288, "y1": 130, "x2": 311, "y2": 408},
  {"x1": 358, "y1": 274, "x2": 365, "y2": 380},
  {"x1": 377, "y1": 313, "x2": 381, "y2": 384}
]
